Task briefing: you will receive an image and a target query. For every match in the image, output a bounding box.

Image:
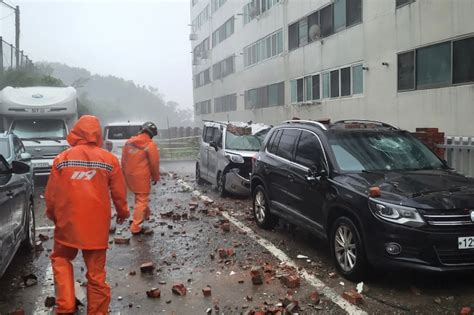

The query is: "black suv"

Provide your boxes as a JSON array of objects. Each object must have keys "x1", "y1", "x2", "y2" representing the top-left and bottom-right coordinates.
[{"x1": 251, "y1": 120, "x2": 474, "y2": 280}]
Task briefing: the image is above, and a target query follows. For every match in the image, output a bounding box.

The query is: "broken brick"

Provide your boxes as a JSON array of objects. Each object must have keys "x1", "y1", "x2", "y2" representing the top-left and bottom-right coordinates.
[
  {"x1": 280, "y1": 274, "x2": 300, "y2": 288},
  {"x1": 342, "y1": 289, "x2": 364, "y2": 305},
  {"x1": 146, "y1": 288, "x2": 161, "y2": 298},
  {"x1": 221, "y1": 222, "x2": 230, "y2": 232},
  {"x1": 461, "y1": 307, "x2": 472, "y2": 315},
  {"x1": 202, "y1": 286, "x2": 212, "y2": 297},
  {"x1": 114, "y1": 237, "x2": 130, "y2": 245},
  {"x1": 310, "y1": 291, "x2": 320, "y2": 304},
  {"x1": 44, "y1": 296, "x2": 56, "y2": 308},
  {"x1": 218, "y1": 248, "x2": 228, "y2": 259},
  {"x1": 38, "y1": 234, "x2": 50, "y2": 242},
  {"x1": 226, "y1": 248, "x2": 235, "y2": 257},
  {"x1": 140, "y1": 262, "x2": 155, "y2": 274},
  {"x1": 8, "y1": 309, "x2": 25, "y2": 315},
  {"x1": 172, "y1": 284, "x2": 187, "y2": 296},
  {"x1": 250, "y1": 266, "x2": 264, "y2": 285},
  {"x1": 129, "y1": 271, "x2": 136, "y2": 276},
  {"x1": 35, "y1": 241, "x2": 44, "y2": 252}
]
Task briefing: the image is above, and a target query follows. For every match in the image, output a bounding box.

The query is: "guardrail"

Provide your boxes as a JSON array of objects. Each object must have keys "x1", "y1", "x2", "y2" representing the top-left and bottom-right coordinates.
[
  {"x1": 156, "y1": 135, "x2": 200, "y2": 161},
  {"x1": 438, "y1": 136, "x2": 474, "y2": 177}
]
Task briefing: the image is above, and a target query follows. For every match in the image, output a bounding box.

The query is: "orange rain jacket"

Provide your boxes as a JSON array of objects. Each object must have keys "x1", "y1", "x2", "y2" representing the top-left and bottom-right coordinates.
[
  {"x1": 121, "y1": 133, "x2": 160, "y2": 194},
  {"x1": 45, "y1": 115, "x2": 129, "y2": 250}
]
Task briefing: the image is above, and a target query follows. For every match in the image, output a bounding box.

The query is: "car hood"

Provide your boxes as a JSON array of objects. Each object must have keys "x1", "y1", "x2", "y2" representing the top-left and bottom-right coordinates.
[
  {"x1": 225, "y1": 150, "x2": 258, "y2": 158},
  {"x1": 334, "y1": 170, "x2": 474, "y2": 210}
]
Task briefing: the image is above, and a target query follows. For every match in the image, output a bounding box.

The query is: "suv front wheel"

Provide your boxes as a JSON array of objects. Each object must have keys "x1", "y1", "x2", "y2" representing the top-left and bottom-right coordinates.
[
  {"x1": 330, "y1": 216, "x2": 366, "y2": 281},
  {"x1": 252, "y1": 186, "x2": 277, "y2": 229}
]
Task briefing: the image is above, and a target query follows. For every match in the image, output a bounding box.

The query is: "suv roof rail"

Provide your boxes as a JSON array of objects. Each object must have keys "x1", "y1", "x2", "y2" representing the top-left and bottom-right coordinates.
[
  {"x1": 282, "y1": 120, "x2": 328, "y2": 131},
  {"x1": 331, "y1": 119, "x2": 400, "y2": 130}
]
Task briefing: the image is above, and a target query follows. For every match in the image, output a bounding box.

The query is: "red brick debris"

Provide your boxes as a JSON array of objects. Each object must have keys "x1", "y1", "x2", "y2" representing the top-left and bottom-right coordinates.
[
  {"x1": 172, "y1": 284, "x2": 187, "y2": 296},
  {"x1": 114, "y1": 236, "x2": 130, "y2": 245},
  {"x1": 461, "y1": 307, "x2": 473, "y2": 315},
  {"x1": 342, "y1": 289, "x2": 364, "y2": 305},
  {"x1": 202, "y1": 286, "x2": 212, "y2": 297},
  {"x1": 146, "y1": 288, "x2": 161, "y2": 298},
  {"x1": 411, "y1": 127, "x2": 445, "y2": 158},
  {"x1": 8, "y1": 309, "x2": 25, "y2": 315},
  {"x1": 140, "y1": 262, "x2": 155, "y2": 274},
  {"x1": 250, "y1": 266, "x2": 264, "y2": 285},
  {"x1": 280, "y1": 274, "x2": 300, "y2": 289}
]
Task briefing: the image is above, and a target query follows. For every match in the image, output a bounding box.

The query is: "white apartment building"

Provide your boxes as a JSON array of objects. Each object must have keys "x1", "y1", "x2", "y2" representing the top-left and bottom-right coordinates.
[{"x1": 190, "y1": 0, "x2": 474, "y2": 136}]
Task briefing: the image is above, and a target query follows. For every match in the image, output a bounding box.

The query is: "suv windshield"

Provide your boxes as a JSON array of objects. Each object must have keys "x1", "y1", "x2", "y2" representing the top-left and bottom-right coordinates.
[
  {"x1": 225, "y1": 130, "x2": 268, "y2": 151},
  {"x1": 0, "y1": 139, "x2": 10, "y2": 160},
  {"x1": 328, "y1": 131, "x2": 445, "y2": 172},
  {"x1": 106, "y1": 126, "x2": 141, "y2": 140},
  {"x1": 11, "y1": 119, "x2": 67, "y2": 140}
]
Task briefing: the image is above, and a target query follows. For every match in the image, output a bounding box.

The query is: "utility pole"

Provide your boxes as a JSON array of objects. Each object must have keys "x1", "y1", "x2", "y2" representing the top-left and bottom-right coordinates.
[{"x1": 15, "y1": 5, "x2": 20, "y2": 68}]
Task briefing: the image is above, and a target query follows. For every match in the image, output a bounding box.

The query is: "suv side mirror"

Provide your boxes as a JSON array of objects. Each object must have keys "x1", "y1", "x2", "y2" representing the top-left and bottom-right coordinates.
[
  {"x1": 20, "y1": 152, "x2": 31, "y2": 162},
  {"x1": 306, "y1": 165, "x2": 328, "y2": 183},
  {"x1": 209, "y1": 141, "x2": 219, "y2": 151},
  {"x1": 12, "y1": 161, "x2": 30, "y2": 174}
]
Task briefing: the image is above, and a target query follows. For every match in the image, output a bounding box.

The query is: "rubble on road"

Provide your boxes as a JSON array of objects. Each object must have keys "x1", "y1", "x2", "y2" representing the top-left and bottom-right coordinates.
[
  {"x1": 280, "y1": 274, "x2": 300, "y2": 289},
  {"x1": 202, "y1": 286, "x2": 212, "y2": 297},
  {"x1": 140, "y1": 262, "x2": 155, "y2": 274},
  {"x1": 146, "y1": 288, "x2": 161, "y2": 298},
  {"x1": 22, "y1": 274, "x2": 38, "y2": 287},
  {"x1": 461, "y1": 307, "x2": 472, "y2": 315},
  {"x1": 38, "y1": 234, "x2": 50, "y2": 242},
  {"x1": 44, "y1": 296, "x2": 56, "y2": 308},
  {"x1": 250, "y1": 266, "x2": 264, "y2": 285},
  {"x1": 172, "y1": 284, "x2": 187, "y2": 296},
  {"x1": 114, "y1": 236, "x2": 130, "y2": 245},
  {"x1": 342, "y1": 289, "x2": 364, "y2": 305}
]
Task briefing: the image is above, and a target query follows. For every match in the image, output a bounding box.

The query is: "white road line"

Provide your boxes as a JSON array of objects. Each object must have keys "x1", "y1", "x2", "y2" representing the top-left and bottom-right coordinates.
[{"x1": 222, "y1": 212, "x2": 368, "y2": 315}]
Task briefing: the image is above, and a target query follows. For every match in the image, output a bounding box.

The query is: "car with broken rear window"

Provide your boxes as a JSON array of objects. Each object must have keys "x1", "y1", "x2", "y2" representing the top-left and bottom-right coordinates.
[
  {"x1": 196, "y1": 121, "x2": 270, "y2": 196},
  {"x1": 251, "y1": 119, "x2": 474, "y2": 281}
]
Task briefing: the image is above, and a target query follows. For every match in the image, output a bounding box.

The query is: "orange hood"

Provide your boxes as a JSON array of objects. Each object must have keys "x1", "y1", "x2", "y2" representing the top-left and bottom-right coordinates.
[{"x1": 67, "y1": 115, "x2": 103, "y2": 147}]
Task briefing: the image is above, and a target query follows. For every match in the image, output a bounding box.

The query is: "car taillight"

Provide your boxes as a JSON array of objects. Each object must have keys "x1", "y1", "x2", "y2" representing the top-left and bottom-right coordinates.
[{"x1": 105, "y1": 141, "x2": 113, "y2": 152}]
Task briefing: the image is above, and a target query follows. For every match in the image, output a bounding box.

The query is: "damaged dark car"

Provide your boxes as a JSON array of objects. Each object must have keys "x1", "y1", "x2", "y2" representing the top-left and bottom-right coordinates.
[{"x1": 251, "y1": 119, "x2": 474, "y2": 280}]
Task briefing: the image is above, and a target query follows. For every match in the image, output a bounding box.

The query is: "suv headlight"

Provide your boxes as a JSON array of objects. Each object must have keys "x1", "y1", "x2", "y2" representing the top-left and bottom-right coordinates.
[
  {"x1": 225, "y1": 153, "x2": 244, "y2": 164},
  {"x1": 369, "y1": 200, "x2": 425, "y2": 227}
]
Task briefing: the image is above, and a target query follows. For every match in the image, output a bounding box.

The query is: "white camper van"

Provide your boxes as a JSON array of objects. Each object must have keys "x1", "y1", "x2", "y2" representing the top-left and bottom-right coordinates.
[{"x1": 0, "y1": 86, "x2": 78, "y2": 175}]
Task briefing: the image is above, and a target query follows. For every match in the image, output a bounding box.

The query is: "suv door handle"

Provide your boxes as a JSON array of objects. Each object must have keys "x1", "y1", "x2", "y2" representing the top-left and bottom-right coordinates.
[
  {"x1": 287, "y1": 174, "x2": 295, "y2": 182},
  {"x1": 6, "y1": 191, "x2": 14, "y2": 198}
]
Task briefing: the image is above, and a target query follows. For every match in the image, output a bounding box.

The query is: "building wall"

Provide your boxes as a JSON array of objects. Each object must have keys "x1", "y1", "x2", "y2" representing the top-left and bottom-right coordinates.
[{"x1": 190, "y1": 0, "x2": 474, "y2": 136}]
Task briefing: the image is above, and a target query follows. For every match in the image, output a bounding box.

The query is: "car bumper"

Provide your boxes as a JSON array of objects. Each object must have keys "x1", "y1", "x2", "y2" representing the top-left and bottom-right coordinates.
[
  {"x1": 224, "y1": 171, "x2": 251, "y2": 196},
  {"x1": 32, "y1": 159, "x2": 53, "y2": 176},
  {"x1": 364, "y1": 214, "x2": 474, "y2": 272}
]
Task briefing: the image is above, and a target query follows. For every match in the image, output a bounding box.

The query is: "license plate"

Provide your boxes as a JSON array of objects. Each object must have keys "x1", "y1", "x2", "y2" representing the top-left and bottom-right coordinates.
[
  {"x1": 458, "y1": 236, "x2": 474, "y2": 249},
  {"x1": 33, "y1": 163, "x2": 49, "y2": 168}
]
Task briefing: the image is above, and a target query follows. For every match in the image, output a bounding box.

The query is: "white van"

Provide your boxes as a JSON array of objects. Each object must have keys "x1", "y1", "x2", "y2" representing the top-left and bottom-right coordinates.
[
  {"x1": 103, "y1": 122, "x2": 143, "y2": 158},
  {"x1": 0, "y1": 86, "x2": 78, "y2": 176}
]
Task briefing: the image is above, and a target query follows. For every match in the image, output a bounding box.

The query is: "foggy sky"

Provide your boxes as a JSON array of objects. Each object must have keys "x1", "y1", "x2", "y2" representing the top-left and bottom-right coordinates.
[{"x1": 0, "y1": 0, "x2": 193, "y2": 109}]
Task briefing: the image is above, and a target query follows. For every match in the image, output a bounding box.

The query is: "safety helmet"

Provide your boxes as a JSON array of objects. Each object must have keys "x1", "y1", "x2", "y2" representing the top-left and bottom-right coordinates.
[{"x1": 141, "y1": 121, "x2": 158, "y2": 138}]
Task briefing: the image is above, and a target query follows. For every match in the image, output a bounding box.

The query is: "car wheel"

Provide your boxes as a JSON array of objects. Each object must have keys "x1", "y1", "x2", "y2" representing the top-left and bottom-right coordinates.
[
  {"x1": 252, "y1": 185, "x2": 277, "y2": 229},
  {"x1": 330, "y1": 216, "x2": 366, "y2": 281},
  {"x1": 216, "y1": 171, "x2": 227, "y2": 197},
  {"x1": 21, "y1": 201, "x2": 35, "y2": 251},
  {"x1": 195, "y1": 162, "x2": 204, "y2": 185}
]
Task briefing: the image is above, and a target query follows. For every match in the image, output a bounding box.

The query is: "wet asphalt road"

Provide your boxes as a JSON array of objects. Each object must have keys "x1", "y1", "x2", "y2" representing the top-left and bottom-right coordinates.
[{"x1": 0, "y1": 160, "x2": 474, "y2": 314}]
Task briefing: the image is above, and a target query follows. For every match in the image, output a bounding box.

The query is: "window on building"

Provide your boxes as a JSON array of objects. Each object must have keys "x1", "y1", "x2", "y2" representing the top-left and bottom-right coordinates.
[
  {"x1": 312, "y1": 74, "x2": 320, "y2": 100},
  {"x1": 244, "y1": 30, "x2": 283, "y2": 67},
  {"x1": 352, "y1": 64, "x2": 363, "y2": 94},
  {"x1": 276, "y1": 129, "x2": 300, "y2": 161},
  {"x1": 212, "y1": 0, "x2": 227, "y2": 13},
  {"x1": 453, "y1": 37, "x2": 474, "y2": 84},
  {"x1": 213, "y1": 56, "x2": 235, "y2": 80},
  {"x1": 246, "y1": 82, "x2": 284, "y2": 109},
  {"x1": 320, "y1": 4, "x2": 333, "y2": 38},
  {"x1": 212, "y1": 17, "x2": 235, "y2": 47},
  {"x1": 192, "y1": 5, "x2": 210, "y2": 33},
  {"x1": 307, "y1": 11, "x2": 320, "y2": 43},
  {"x1": 305, "y1": 76, "x2": 312, "y2": 101},
  {"x1": 297, "y1": 78, "x2": 304, "y2": 102},
  {"x1": 322, "y1": 72, "x2": 330, "y2": 98},
  {"x1": 214, "y1": 94, "x2": 237, "y2": 113},
  {"x1": 299, "y1": 17, "x2": 308, "y2": 47},
  {"x1": 416, "y1": 42, "x2": 451, "y2": 88},
  {"x1": 194, "y1": 68, "x2": 212, "y2": 89},
  {"x1": 333, "y1": 0, "x2": 346, "y2": 32},
  {"x1": 341, "y1": 67, "x2": 351, "y2": 96},
  {"x1": 396, "y1": 0, "x2": 414, "y2": 8},
  {"x1": 196, "y1": 100, "x2": 212, "y2": 115},
  {"x1": 330, "y1": 70, "x2": 340, "y2": 97},
  {"x1": 290, "y1": 80, "x2": 297, "y2": 103},
  {"x1": 289, "y1": 22, "x2": 299, "y2": 51},
  {"x1": 397, "y1": 51, "x2": 415, "y2": 91},
  {"x1": 347, "y1": 0, "x2": 362, "y2": 27}
]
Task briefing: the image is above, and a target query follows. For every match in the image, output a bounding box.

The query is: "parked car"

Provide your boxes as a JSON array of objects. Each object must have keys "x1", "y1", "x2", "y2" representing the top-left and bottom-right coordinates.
[
  {"x1": 103, "y1": 122, "x2": 143, "y2": 158},
  {"x1": 0, "y1": 132, "x2": 33, "y2": 181},
  {"x1": 251, "y1": 119, "x2": 474, "y2": 280},
  {"x1": 0, "y1": 153, "x2": 35, "y2": 277},
  {"x1": 196, "y1": 121, "x2": 270, "y2": 196}
]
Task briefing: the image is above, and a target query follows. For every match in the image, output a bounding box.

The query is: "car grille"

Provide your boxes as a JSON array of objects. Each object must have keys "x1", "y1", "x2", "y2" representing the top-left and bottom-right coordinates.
[
  {"x1": 436, "y1": 247, "x2": 474, "y2": 265},
  {"x1": 421, "y1": 210, "x2": 474, "y2": 232}
]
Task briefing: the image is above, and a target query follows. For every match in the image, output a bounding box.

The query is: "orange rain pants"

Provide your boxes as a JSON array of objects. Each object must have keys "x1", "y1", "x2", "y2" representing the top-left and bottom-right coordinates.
[
  {"x1": 130, "y1": 193, "x2": 151, "y2": 234},
  {"x1": 51, "y1": 242, "x2": 110, "y2": 314}
]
